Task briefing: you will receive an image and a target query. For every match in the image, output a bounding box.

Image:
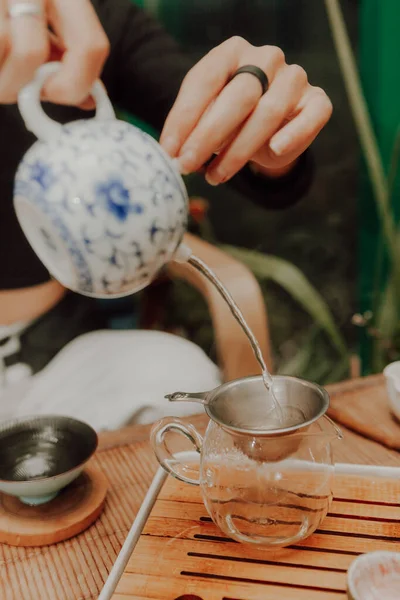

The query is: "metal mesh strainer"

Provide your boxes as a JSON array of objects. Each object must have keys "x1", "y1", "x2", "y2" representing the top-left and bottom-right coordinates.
[{"x1": 167, "y1": 375, "x2": 329, "y2": 437}]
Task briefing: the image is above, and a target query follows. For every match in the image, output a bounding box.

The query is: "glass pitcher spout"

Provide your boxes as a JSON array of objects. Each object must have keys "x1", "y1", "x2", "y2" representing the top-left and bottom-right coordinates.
[
  {"x1": 324, "y1": 414, "x2": 344, "y2": 441},
  {"x1": 300, "y1": 414, "x2": 343, "y2": 443}
]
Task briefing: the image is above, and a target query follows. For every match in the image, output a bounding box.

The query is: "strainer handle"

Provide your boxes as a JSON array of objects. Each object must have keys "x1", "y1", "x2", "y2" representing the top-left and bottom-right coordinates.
[{"x1": 150, "y1": 417, "x2": 202, "y2": 486}]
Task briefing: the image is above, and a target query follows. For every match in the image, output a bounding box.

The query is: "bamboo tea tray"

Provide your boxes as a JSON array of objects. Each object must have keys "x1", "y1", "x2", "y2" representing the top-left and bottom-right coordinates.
[{"x1": 105, "y1": 462, "x2": 400, "y2": 600}]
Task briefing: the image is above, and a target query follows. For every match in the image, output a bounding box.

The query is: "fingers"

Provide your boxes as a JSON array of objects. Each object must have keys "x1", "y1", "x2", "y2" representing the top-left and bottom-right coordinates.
[
  {"x1": 161, "y1": 36, "x2": 332, "y2": 183},
  {"x1": 0, "y1": 0, "x2": 8, "y2": 69},
  {"x1": 175, "y1": 71, "x2": 270, "y2": 175},
  {"x1": 0, "y1": 0, "x2": 109, "y2": 105},
  {"x1": 43, "y1": 0, "x2": 109, "y2": 105},
  {"x1": 0, "y1": 0, "x2": 49, "y2": 103},
  {"x1": 269, "y1": 87, "x2": 333, "y2": 157},
  {"x1": 160, "y1": 38, "x2": 284, "y2": 159},
  {"x1": 248, "y1": 87, "x2": 333, "y2": 171},
  {"x1": 205, "y1": 63, "x2": 308, "y2": 185},
  {"x1": 160, "y1": 37, "x2": 247, "y2": 158},
  {"x1": 47, "y1": 30, "x2": 64, "y2": 62}
]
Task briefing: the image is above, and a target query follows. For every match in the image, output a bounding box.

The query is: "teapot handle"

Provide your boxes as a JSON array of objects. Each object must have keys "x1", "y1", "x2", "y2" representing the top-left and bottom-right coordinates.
[
  {"x1": 150, "y1": 417, "x2": 202, "y2": 486},
  {"x1": 17, "y1": 62, "x2": 116, "y2": 142}
]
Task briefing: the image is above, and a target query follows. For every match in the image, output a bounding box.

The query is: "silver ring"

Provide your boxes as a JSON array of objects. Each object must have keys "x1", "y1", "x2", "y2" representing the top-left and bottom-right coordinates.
[{"x1": 8, "y1": 2, "x2": 43, "y2": 18}]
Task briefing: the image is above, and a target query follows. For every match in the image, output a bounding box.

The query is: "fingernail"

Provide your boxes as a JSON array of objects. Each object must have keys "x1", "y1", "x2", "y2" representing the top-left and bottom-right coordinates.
[
  {"x1": 270, "y1": 135, "x2": 290, "y2": 156},
  {"x1": 161, "y1": 136, "x2": 180, "y2": 157},
  {"x1": 205, "y1": 169, "x2": 225, "y2": 186},
  {"x1": 170, "y1": 157, "x2": 182, "y2": 173},
  {"x1": 178, "y1": 150, "x2": 197, "y2": 175}
]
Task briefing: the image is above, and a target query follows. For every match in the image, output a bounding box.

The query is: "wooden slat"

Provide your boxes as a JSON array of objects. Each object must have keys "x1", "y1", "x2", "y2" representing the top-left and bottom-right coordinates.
[
  {"x1": 151, "y1": 499, "x2": 206, "y2": 521},
  {"x1": 115, "y1": 572, "x2": 347, "y2": 600},
  {"x1": 293, "y1": 532, "x2": 399, "y2": 554},
  {"x1": 316, "y1": 515, "x2": 400, "y2": 538},
  {"x1": 114, "y1": 597, "x2": 153, "y2": 600},
  {"x1": 113, "y1": 596, "x2": 148, "y2": 600},
  {"x1": 329, "y1": 499, "x2": 400, "y2": 520},
  {"x1": 333, "y1": 474, "x2": 400, "y2": 502}
]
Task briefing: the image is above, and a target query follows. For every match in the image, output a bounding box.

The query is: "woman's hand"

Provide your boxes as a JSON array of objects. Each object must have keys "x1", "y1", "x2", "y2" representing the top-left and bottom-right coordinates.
[
  {"x1": 160, "y1": 37, "x2": 332, "y2": 185},
  {"x1": 0, "y1": 0, "x2": 109, "y2": 105}
]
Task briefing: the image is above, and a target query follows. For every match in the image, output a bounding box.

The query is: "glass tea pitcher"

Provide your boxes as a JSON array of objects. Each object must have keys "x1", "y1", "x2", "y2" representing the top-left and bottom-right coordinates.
[{"x1": 151, "y1": 375, "x2": 342, "y2": 548}]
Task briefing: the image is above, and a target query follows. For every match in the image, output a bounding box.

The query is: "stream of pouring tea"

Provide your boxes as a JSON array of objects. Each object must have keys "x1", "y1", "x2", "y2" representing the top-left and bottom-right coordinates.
[{"x1": 189, "y1": 255, "x2": 284, "y2": 422}]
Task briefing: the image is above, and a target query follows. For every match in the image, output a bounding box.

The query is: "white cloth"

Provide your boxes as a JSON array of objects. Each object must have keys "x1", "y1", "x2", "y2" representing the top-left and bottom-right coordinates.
[
  {"x1": 0, "y1": 319, "x2": 34, "y2": 388},
  {"x1": 0, "y1": 329, "x2": 221, "y2": 431}
]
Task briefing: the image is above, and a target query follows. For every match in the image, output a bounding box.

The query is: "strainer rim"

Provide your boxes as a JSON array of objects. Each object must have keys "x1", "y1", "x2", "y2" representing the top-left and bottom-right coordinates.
[{"x1": 203, "y1": 374, "x2": 330, "y2": 437}]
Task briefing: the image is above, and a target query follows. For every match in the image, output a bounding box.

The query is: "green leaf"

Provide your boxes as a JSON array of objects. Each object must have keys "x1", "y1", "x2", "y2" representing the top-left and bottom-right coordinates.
[
  {"x1": 371, "y1": 229, "x2": 400, "y2": 371},
  {"x1": 371, "y1": 276, "x2": 397, "y2": 372},
  {"x1": 221, "y1": 245, "x2": 348, "y2": 359},
  {"x1": 323, "y1": 357, "x2": 351, "y2": 385},
  {"x1": 277, "y1": 327, "x2": 319, "y2": 377},
  {"x1": 376, "y1": 280, "x2": 397, "y2": 341}
]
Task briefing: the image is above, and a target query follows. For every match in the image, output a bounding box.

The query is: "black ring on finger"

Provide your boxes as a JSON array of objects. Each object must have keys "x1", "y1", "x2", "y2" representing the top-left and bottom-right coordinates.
[{"x1": 228, "y1": 65, "x2": 269, "y2": 96}]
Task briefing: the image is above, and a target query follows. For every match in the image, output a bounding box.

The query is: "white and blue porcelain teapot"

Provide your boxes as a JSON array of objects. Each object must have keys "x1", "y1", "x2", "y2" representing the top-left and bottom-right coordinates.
[{"x1": 14, "y1": 62, "x2": 191, "y2": 298}]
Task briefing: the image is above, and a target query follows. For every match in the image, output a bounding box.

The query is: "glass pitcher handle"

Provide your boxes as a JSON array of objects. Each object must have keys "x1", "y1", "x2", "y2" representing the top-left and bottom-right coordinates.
[
  {"x1": 225, "y1": 513, "x2": 310, "y2": 547},
  {"x1": 150, "y1": 417, "x2": 203, "y2": 486}
]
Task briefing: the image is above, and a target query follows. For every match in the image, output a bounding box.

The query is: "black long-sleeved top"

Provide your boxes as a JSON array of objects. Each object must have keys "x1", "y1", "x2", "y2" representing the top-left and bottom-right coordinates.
[{"x1": 0, "y1": 0, "x2": 313, "y2": 290}]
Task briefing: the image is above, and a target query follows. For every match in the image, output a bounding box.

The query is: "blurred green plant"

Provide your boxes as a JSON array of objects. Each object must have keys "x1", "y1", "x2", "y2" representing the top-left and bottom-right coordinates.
[
  {"x1": 186, "y1": 196, "x2": 349, "y2": 381},
  {"x1": 222, "y1": 246, "x2": 348, "y2": 360},
  {"x1": 325, "y1": 0, "x2": 400, "y2": 373}
]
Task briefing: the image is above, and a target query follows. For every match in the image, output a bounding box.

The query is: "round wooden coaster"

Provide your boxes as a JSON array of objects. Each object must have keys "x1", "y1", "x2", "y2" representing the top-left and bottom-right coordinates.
[{"x1": 0, "y1": 465, "x2": 108, "y2": 547}]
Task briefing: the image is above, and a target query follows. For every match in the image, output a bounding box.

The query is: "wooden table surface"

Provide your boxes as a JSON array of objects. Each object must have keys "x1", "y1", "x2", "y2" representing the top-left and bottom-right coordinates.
[{"x1": 1, "y1": 375, "x2": 400, "y2": 600}]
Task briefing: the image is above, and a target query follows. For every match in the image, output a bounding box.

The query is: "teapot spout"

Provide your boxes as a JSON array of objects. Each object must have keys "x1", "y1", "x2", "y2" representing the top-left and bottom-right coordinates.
[
  {"x1": 173, "y1": 243, "x2": 192, "y2": 264},
  {"x1": 165, "y1": 391, "x2": 209, "y2": 405}
]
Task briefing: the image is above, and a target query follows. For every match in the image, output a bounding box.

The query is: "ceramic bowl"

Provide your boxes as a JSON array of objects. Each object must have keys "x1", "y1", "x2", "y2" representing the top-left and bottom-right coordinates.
[
  {"x1": 383, "y1": 361, "x2": 400, "y2": 421},
  {"x1": 0, "y1": 415, "x2": 98, "y2": 505},
  {"x1": 347, "y1": 551, "x2": 400, "y2": 599},
  {"x1": 14, "y1": 62, "x2": 189, "y2": 299}
]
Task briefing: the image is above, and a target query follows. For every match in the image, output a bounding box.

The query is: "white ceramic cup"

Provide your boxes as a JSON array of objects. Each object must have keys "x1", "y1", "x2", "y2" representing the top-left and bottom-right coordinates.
[
  {"x1": 14, "y1": 62, "x2": 191, "y2": 298},
  {"x1": 383, "y1": 361, "x2": 400, "y2": 421}
]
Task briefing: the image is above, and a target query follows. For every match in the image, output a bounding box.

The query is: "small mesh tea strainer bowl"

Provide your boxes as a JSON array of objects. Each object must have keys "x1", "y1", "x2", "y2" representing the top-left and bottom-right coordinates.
[
  {"x1": 166, "y1": 375, "x2": 338, "y2": 461},
  {"x1": 0, "y1": 415, "x2": 98, "y2": 505}
]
